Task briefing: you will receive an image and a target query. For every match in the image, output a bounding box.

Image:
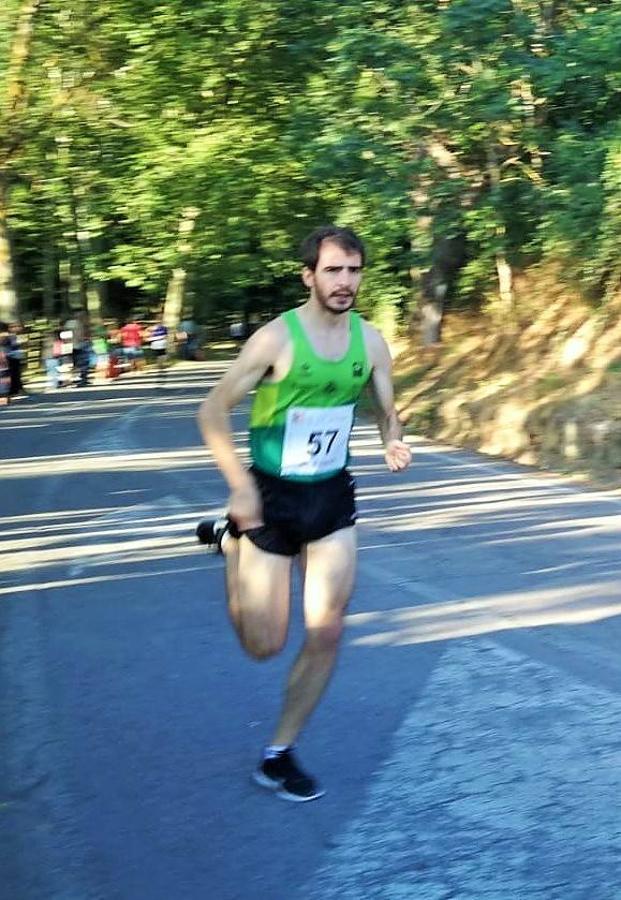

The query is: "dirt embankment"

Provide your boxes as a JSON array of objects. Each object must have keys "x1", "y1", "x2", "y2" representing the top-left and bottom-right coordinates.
[{"x1": 394, "y1": 269, "x2": 621, "y2": 488}]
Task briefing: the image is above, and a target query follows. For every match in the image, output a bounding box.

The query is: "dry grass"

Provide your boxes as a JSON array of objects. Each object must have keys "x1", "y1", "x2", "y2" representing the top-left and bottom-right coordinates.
[{"x1": 395, "y1": 268, "x2": 621, "y2": 488}]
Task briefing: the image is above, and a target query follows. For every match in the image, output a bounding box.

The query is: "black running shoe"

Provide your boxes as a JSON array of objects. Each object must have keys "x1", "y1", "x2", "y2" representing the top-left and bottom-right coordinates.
[
  {"x1": 195, "y1": 516, "x2": 229, "y2": 553},
  {"x1": 253, "y1": 749, "x2": 325, "y2": 802}
]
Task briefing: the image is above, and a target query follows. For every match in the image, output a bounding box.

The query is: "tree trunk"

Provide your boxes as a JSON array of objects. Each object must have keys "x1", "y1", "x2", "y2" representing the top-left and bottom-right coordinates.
[
  {"x1": 496, "y1": 252, "x2": 514, "y2": 310},
  {"x1": 67, "y1": 175, "x2": 88, "y2": 309},
  {"x1": 487, "y1": 144, "x2": 515, "y2": 315},
  {"x1": 410, "y1": 149, "x2": 470, "y2": 345},
  {"x1": 87, "y1": 284, "x2": 104, "y2": 325},
  {"x1": 78, "y1": 231, "x2": 104, "y2": 324},
  {"x1": 42, "y1": 239, "x2": 56, "y2": 318},
  {"x1": 420, "y1": 288, "x2": 446, "y2": 347},
  {"x1": 0, "y1": 178, "x2": 18, "y2": 322},
  {"x1": 418, "y1": 234, "x2": 467, "y2": 346},
  {"x1": 3, "y1": 0, "x2": 42, "y2": 123},
  {"x1": 163, "y1": 207, "x2": 199, "y2": 335},
  {"x1": 68, "y1": 258, "x2": 83, "y2": 309},
  {"x1": 0, "y1": 0, "x2": 44, "y2": 322},
  {"x1": 163, "y1": 267, "x2": 188, "y2": 334}
]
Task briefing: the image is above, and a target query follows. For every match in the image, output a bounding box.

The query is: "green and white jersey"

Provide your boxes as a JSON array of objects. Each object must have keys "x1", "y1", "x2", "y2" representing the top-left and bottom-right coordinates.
[{"x1": 249, "y1": 309, "x2": 371, "y2": 482}]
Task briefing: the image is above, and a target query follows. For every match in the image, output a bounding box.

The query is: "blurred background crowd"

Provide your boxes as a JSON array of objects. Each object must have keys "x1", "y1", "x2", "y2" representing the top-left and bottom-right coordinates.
[{"x1": 0, "y1": 310, "x2": 205, "y2": 403}]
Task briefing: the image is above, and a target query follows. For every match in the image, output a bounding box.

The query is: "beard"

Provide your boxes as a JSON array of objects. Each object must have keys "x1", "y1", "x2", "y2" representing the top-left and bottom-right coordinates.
[{"x1": 314, "y1": 285, "x2": 356, "y2": 315}]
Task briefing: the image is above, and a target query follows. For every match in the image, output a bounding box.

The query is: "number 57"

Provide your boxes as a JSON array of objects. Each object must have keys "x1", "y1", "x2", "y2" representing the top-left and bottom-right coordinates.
[{"x1": 307, "y1": 430, "x2": 338, "y2": 456}]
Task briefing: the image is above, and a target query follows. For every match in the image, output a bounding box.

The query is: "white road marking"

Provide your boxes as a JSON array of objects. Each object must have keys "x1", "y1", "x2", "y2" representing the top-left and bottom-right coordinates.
[
  {"x1": 65, "y1": 494, "x2": 197, "y2": 576},
  {"x1": 303, "y1": 639, "x2": 621, "y2": 900},
  {"x1": 0, "y1": 563, "x2": 217, "y2": 596}
]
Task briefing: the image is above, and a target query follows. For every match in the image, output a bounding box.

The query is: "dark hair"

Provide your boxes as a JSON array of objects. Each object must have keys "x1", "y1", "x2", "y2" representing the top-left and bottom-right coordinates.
[{"x1": 300, "y1": 225, "x2": 366, "y2": 271}]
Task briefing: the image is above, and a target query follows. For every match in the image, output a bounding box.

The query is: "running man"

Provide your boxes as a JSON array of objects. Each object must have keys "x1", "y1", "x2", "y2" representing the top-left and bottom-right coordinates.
[{"x1": 196, "y1": 225, "x2": 411, "y2": 802}]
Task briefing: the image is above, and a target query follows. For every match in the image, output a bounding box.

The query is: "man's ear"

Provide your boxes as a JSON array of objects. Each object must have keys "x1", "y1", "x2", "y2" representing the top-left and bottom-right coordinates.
[{"x1": 301, "y1": 267, "x2": 314, "y2": 289}]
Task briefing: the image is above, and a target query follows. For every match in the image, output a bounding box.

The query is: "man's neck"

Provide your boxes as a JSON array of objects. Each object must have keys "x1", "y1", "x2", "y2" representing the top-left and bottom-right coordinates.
[{"x1": 299, "y1": 298, "x2": 351, "y2": 331}]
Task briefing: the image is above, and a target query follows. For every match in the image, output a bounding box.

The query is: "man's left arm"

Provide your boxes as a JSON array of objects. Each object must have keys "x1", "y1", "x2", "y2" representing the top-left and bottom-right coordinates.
[{"x1": 366, "y1": 327, "x2": 412, "y2": 472}]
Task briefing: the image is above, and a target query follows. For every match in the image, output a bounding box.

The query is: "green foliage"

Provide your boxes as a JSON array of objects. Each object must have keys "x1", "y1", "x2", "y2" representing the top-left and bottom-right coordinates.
[
  {"x1": 534, "y1": 373, "x2": 569, "y2": 397},
  {"x1": 2, "y1": 0, "x2": 621, "y2": 326}
]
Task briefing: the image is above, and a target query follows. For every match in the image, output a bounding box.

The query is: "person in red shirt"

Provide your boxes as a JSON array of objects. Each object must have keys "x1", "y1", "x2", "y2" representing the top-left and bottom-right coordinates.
[{"x1": 120, "y1": 319, "x2": 144, "y2": 370}]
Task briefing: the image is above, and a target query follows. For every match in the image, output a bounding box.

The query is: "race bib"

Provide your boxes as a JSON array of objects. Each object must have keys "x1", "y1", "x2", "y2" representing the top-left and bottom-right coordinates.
[{"x1": 281, "y1": 405, "x2": 354, "y2": 476}]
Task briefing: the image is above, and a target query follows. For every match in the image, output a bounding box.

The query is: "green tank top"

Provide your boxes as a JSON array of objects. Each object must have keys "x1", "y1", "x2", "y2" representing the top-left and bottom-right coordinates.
[{"x1": 249, "y1": 309, "x2": 371, "y2": 482}]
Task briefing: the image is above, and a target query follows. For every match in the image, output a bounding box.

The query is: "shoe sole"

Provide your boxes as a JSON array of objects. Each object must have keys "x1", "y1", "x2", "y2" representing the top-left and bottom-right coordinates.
[
  {"x1": 196, "y1": 517, "x2": 228, "y2": 552},
  {"x1": 252, "y1": 770, "x2": 325, "y2": 803}
]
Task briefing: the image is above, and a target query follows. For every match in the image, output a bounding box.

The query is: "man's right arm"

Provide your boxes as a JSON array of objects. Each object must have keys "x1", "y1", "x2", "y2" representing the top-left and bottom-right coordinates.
[{"x1": 197, "y1": 322, "x2": 285, "y2": 528}]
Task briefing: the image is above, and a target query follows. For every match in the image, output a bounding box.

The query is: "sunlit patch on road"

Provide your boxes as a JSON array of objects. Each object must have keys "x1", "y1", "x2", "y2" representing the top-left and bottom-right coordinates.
[{"x1": 303, "y1": 640, "x2": 621, "y2": 900}]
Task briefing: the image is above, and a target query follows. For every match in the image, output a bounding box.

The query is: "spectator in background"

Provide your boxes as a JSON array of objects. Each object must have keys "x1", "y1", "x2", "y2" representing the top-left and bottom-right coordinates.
[
  {"x1": 6, "y1": 322, "x2": 27, "y2": 398},
  {"x1": 92, "y1": 326, "x2": 110, "y2": 383},
  {"x1": 57, "y1": 327, "x2": 75, "y2": 386},
  {"x1": 42, "y1": 327, "x2": 63, "y2": 391},
  {"x1": 0, "y1": 323, "x2": 10, "y2": 405},
  {"x1": 106, "y1": 321, "x2": 121, "y2": 351},
  {"x1": 229, "y1": 321, "x2": 247, "y2": 343},
  {"x1": 177, "y1": 314, "x2": 198, "y2": 360},
  {"x1": 104, "y1": 321, "x2": 125, "y2": 379},
  {"x1": 120, "y1": 318, "x2": 144, "y2": 370},
  {"x1": 147, "y1": 318, "x2": 168, "y2": 385},
  {"x1": 65, "y1": 307, "x2": 91, "y2": 387}
]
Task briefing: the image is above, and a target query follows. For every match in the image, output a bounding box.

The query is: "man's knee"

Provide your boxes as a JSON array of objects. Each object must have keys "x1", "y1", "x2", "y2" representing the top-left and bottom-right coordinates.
[
  {"x1": 242, "y1": 634, "x2": 286, "y2": 661},
  {"x1": 306, "y1": 618, "x2": 344, "y2": 653}
]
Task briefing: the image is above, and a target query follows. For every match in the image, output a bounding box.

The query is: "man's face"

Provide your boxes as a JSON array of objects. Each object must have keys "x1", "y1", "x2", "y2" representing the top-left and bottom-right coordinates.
[{"x1": 303, "y1": 240, "x2": 363, "y2": 315}]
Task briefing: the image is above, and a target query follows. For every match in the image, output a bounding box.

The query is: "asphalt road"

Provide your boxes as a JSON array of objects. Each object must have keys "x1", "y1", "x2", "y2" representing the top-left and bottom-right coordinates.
[{"x1": 1, "y1": 362, "x2": 620, "y2": 900}]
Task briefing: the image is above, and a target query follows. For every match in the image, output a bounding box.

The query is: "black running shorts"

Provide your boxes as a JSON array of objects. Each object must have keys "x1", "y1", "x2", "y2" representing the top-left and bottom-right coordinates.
[{"x1": 240, "y1": 465, "x2": 357, "y2": 557}]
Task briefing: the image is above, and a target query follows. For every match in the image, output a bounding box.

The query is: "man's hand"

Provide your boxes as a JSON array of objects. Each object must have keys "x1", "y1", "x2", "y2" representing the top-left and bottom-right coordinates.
[
  {"x1": 384, "y1": 439, "x2": 412, "y2": 472},
  {"x1": 229, "y1": 481, "x2": 264, "y2": 530}
]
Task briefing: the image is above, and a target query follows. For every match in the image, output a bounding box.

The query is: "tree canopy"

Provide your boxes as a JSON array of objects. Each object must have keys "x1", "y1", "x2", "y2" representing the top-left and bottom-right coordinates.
[{"x1": 2, "y1": 0, "x2": 621, "y2": 335}]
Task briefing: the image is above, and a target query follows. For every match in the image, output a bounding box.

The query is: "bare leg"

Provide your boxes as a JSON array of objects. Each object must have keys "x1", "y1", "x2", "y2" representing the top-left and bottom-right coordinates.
[
  {"x1": 223, "y1": 534, "x2": 292, "y2": 659},
  {"x1": 271, "y1": 527, "x2": 356, "y2": 746},
  {"x1": 222, "y1": 535, "x2": 243, "y2": 636},
  {"x1": 157, "y1": 355, "x2": 166, "y2": 384}
]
